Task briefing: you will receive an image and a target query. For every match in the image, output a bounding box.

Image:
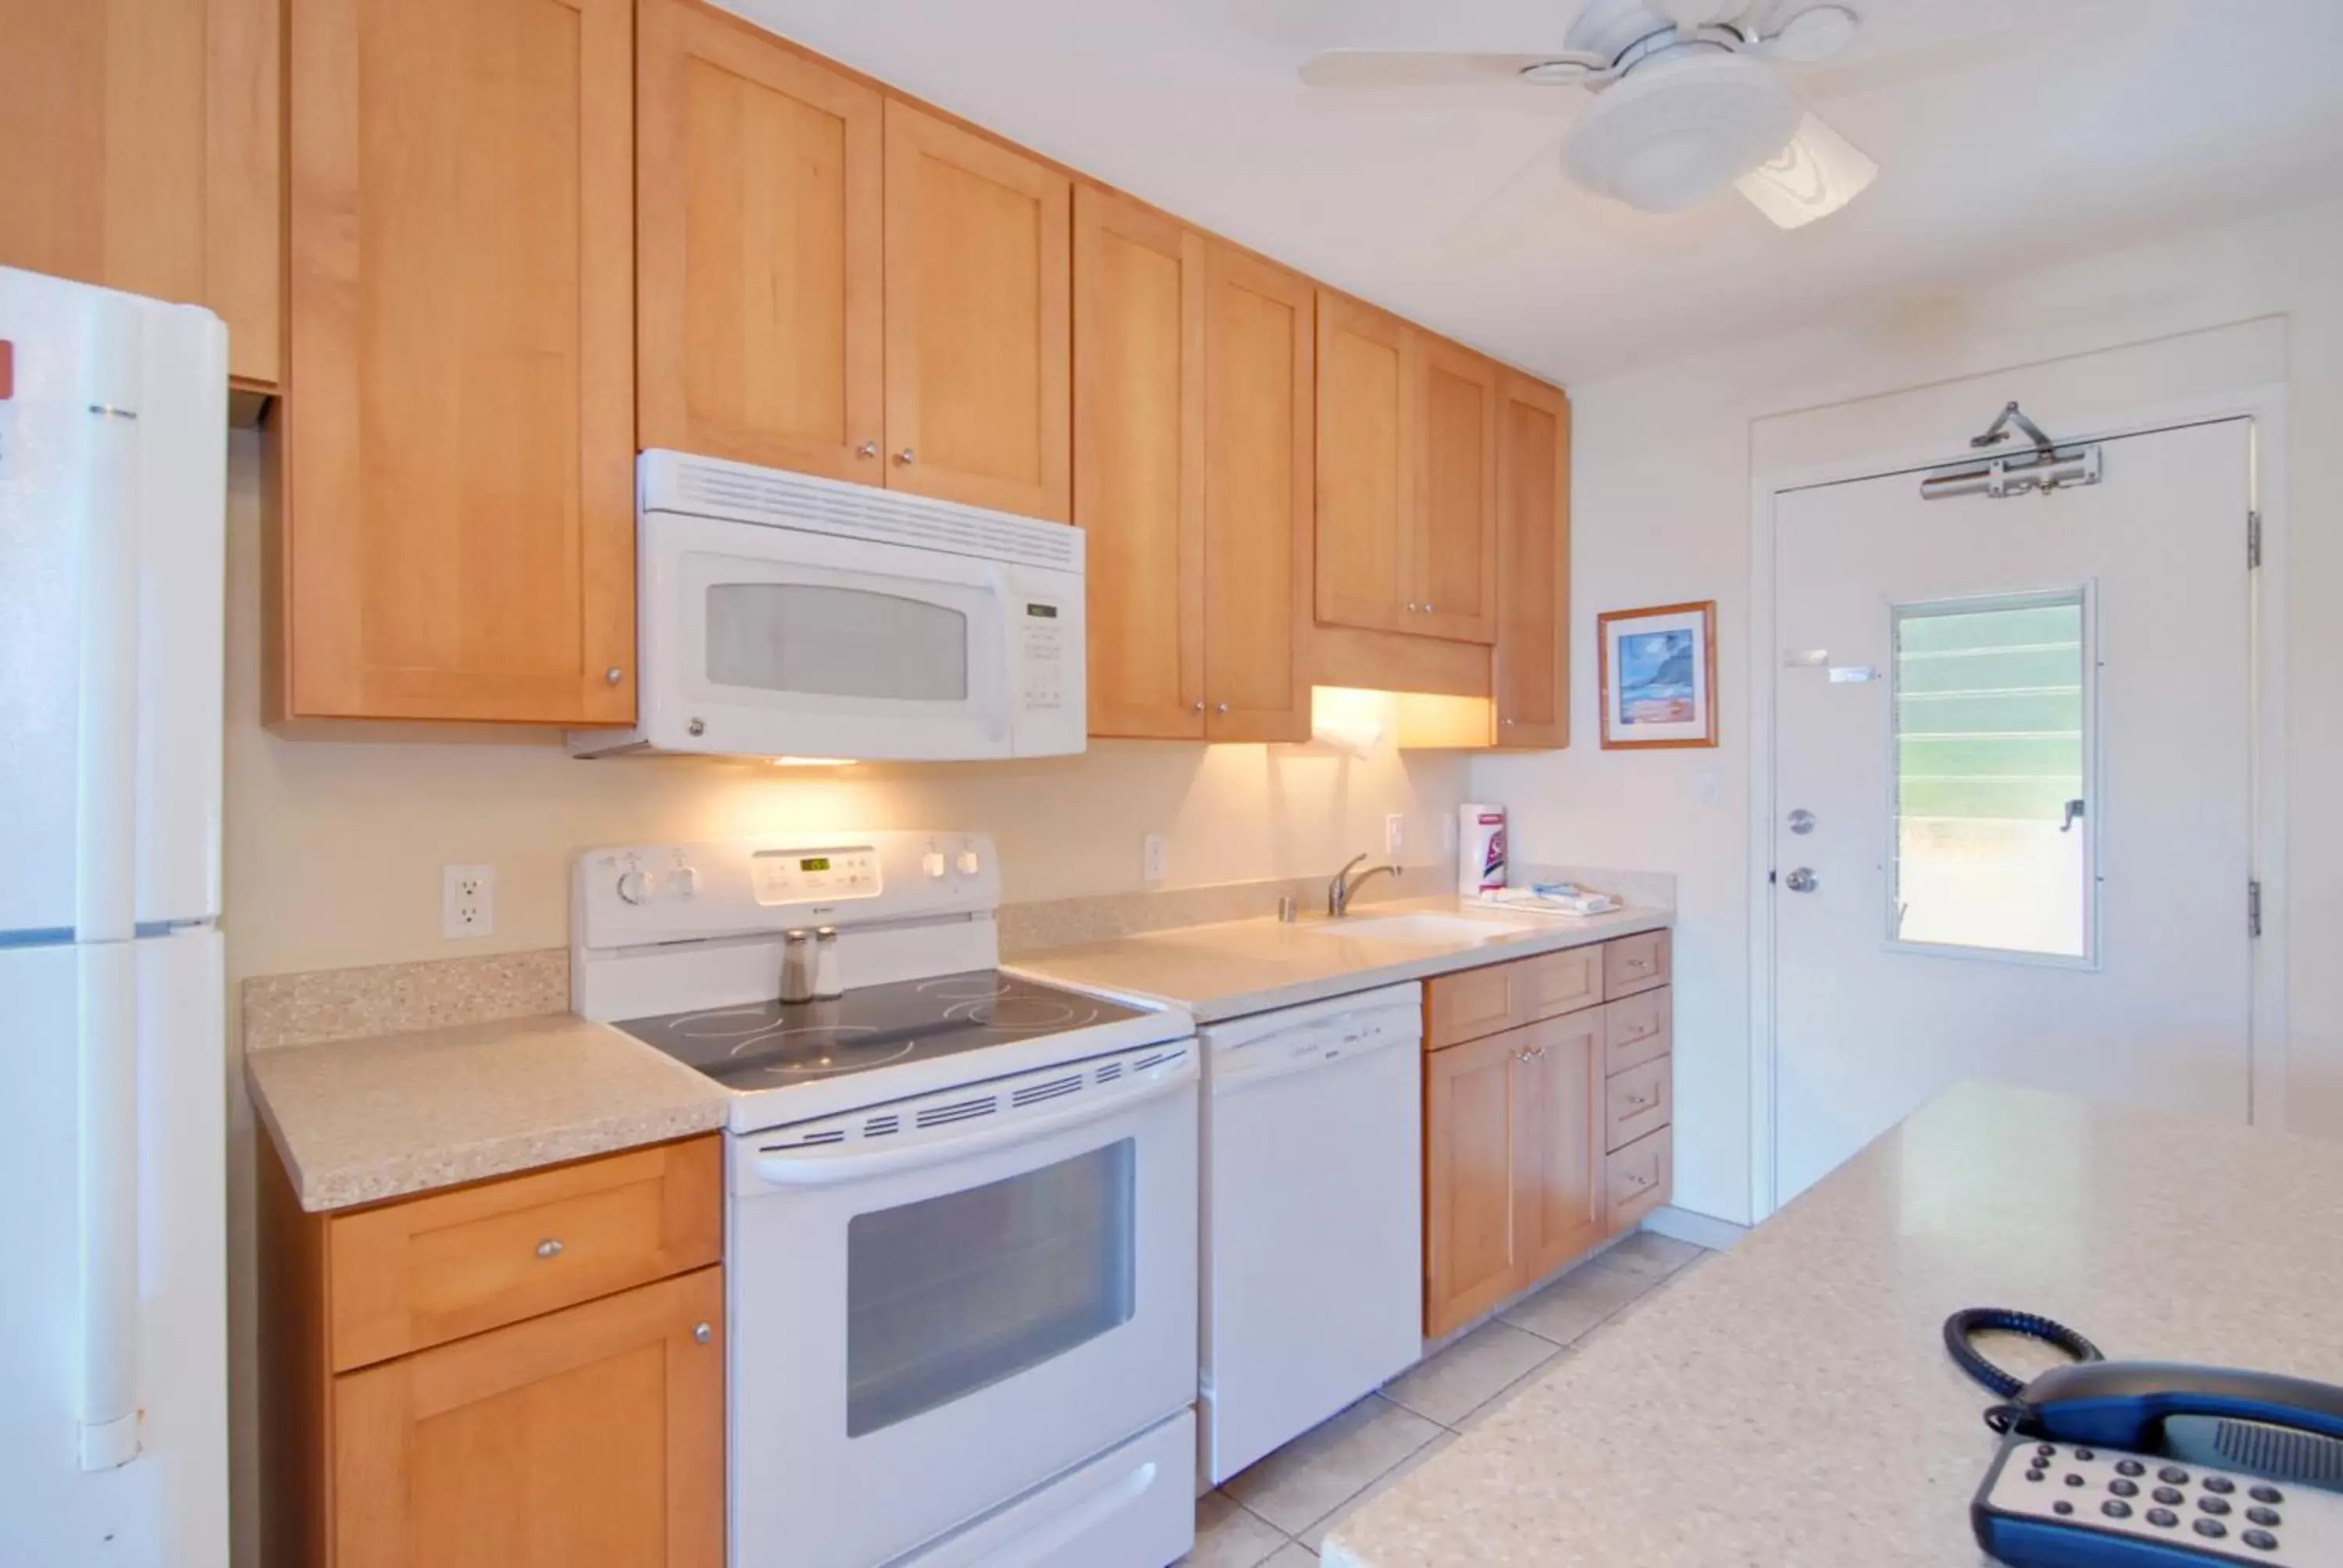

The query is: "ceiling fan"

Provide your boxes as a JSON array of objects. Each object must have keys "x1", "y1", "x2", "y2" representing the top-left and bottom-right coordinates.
[{"x1": 1300, "y1": 0, "x2": 1879, "y2": 230}]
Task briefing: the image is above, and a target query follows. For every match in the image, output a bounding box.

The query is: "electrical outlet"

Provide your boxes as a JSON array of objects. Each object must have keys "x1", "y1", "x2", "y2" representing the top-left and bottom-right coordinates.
[
  {"x1": 1385, "y1": 814, "x2": 1405, "y2": 857},
  {"x1": 442, "y1": 864, "x2": 494, "y2": 940},
  {"x1": 1142, "y1": 833, "x2": 1168, "y2": 885}
]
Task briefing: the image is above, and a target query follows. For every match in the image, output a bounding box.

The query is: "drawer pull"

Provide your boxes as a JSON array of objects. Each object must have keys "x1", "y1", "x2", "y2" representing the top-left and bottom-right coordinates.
[
  {"x1": 1624, "y1": 1092, "x2": 1653, "y2": 1109},
  {"x1": 1624, "y1": 1171, "x2": 1653, "y2": 1190},
  {"x1": 1625, "y1": 957, "x2": 1649, "y2": 971},
  {"x1": 534, "y1": 1238, "x2": 565, "y2": 1260}
]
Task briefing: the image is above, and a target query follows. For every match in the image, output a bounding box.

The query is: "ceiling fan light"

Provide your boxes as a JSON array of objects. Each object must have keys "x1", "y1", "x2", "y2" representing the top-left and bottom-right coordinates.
[
  {"x1": 1733, "y1": 111, "x2": 1878, "y2": 228},
  {"x1": 1564, "y1": 51, "x2": 1802, "y2": 213}
]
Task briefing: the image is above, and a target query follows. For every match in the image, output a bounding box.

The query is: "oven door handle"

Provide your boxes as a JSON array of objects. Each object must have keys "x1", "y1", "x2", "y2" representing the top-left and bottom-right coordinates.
[{"x1": 744, "y1": 1060, "x2": 1196, "y2": 1190}]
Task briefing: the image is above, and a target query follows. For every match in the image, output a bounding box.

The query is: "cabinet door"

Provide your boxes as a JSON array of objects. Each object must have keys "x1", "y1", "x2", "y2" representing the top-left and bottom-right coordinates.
[
  {"x1": 1411, "y1": 337, "x2": 1499, "y2": 645},
  {"x1": 0, "y1": 2, "x2": 206, "y2": 319},
  {"x1": 1314, "y1": 291, "x2": 1414, "y2": 633},
  {"x1": 1424, "y1": 1030, "x2": 1522, "y2": 1338},
  {"x1": 1494, "y1": 373, "x2": 1571, "y2": 747},
  {"x1": 637, "y1": 0, "x2": 883, "y2": 479},
  {"x1": 1513, "y1": 1011, "x2": 1607, "y2": 1281},
  {"x1": 1200, "y1": 241, "x2": 1314, "y2": 743},
  {"x1": 334, "y1": 1268, "x2": 724, "y2": 1568},
  {"x1": 282, "y1": 0, "x2": 636, "y2": 723},
  {"x1": 1074, "y1": 187, "x2": 1205, "y2": 739},
  {"x1": 882, "y1": 99, "x2": 1071, "y2": 521}
]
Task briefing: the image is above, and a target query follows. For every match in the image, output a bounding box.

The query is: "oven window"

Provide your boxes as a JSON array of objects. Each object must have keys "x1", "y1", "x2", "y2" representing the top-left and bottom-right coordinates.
[
  {"x1": 706, "y1": 583, "x2": 969, "y2": 701},
  {"x1": 845, "y1": 1140, "x2": 1136, "y2": 1438}
]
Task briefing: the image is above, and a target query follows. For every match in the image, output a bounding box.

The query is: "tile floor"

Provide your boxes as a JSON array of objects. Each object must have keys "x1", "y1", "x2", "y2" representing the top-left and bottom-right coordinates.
[{"x1": 1182, "y1": 1230, "x2": 1709, "y2": 1566}]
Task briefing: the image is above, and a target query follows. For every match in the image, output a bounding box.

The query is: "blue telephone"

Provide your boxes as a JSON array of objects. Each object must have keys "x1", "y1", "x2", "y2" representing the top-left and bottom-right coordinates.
[{"x1": 1950, "y1": 1310, "x2": 2343, "y2": 1566}]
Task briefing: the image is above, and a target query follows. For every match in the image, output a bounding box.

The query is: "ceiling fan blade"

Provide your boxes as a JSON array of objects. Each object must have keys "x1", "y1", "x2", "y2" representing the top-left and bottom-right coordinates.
[
  {"x1": 1732, "y1": 110, "x2": 1877, "y2": 229},
  {"x1": 1298, "y1": 49, "x2": 1600, "y2": 89}
]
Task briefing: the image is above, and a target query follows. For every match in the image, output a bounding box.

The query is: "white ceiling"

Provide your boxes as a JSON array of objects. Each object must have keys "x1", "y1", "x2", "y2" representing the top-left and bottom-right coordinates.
[{"x1": 721, "y1": 0, "x2": 2343, "y2": 383}]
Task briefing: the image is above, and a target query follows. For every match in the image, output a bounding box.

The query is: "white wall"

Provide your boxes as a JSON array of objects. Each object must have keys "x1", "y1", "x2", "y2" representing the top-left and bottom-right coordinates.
[{"x1": 1475, "y1": 197, "x2": 2343, "y2": 1225}]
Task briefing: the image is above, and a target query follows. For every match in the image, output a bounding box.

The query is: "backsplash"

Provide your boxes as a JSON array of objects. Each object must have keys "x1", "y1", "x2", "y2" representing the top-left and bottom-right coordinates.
[{"x1": 240, "y1": 867, "x2": 1457, "y2": 1052}]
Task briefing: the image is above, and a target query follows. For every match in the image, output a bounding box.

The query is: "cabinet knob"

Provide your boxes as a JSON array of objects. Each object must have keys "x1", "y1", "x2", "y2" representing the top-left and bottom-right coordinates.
[
  {"x1": 1500, "y1": 718, "x2": 1515, "y2": 726},
  {"x1": 1215, "y1": 702, "x2": 1230, "y2": 715},
  {"x1": 535, "y1": 1238, "x2": 564, "y2": 1260},
  {"x1": 856, "y1": 441, "x2": 878, "y2": 458},
  {"x1": 895, "y1": 447, "x2": 916, "y2": 465},
  {"x1": 1193, "y1": 700, "x2": 1205, "y2": 714},
  {"x1": 1405, "y1": 601, "x2": 1419, "y2": 612},
  {"x1": 693, "y1": 1322, "x2": 713, "y2": 1345},
  {"x1": 604, "y1": 666, "x2": 623, "y2": 686},
  {"x1": 1424, "y1": 602, "x2": 1435, "y2": 612}
]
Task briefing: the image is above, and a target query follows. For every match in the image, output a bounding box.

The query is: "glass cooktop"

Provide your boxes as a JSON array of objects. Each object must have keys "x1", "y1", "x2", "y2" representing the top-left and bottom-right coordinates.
[{"x1": 614, "y1": 969, "x2": 1149, "y2": 1089}]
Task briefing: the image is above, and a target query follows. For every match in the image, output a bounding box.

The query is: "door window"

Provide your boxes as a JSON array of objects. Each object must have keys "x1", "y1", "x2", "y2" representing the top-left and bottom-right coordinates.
[
  {"x1": 706, "y1": 582, "x2": 969, "y2": 700},
  {"x1": 844, "y1": 1139, "x2": 1136, "y2": 1438},
  {"x1": 1889, "y1": 590, "x2": 2094, "y2": 960}
]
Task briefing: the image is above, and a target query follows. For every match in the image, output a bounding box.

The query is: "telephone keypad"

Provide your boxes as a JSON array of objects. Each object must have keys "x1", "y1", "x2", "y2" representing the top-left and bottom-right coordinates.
[{"x1": 1976, "y1": 1436, "x2": 2335, "y2": 1566}]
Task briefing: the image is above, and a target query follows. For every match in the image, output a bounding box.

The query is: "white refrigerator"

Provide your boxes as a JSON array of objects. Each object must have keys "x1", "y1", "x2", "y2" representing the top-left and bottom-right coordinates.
[{"x1": 0, "y1": 265, "x2": 230, "y2": 1566}]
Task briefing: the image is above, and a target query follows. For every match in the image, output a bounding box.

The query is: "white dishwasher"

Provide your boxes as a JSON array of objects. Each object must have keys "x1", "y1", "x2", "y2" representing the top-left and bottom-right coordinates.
[{"x1": 1200, "y1": 981, "x2": 1423, "y2": 1483}]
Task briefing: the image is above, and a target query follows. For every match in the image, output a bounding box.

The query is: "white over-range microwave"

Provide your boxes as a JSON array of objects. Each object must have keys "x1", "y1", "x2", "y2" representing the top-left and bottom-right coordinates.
[{"x1": 569, "y1": 451, "x2": 1086, "y2": 762}]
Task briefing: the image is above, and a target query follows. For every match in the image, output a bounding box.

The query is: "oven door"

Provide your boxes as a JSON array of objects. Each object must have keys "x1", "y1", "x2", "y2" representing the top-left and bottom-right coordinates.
[
  {"x1": 640, "y1": 509, "x2": 1024, "y2": 761},
  {"x1": 728, "y1": 1059, "x2": 1199, "y2": 1568}
]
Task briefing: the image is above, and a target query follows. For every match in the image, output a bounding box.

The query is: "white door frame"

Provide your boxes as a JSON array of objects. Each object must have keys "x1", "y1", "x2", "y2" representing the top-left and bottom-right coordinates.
[{"x1": 1745, "y1": 384, "x2": 2290, "y2": 1223}]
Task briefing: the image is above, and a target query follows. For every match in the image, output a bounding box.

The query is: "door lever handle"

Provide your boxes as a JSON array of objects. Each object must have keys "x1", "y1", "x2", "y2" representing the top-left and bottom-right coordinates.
[{"x1": 2059, "y1": 798, "x2": 2085, "y2": 833}]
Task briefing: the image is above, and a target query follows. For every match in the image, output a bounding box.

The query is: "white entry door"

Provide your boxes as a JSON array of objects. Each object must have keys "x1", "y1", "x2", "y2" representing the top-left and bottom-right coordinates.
[{"x1": 1771, "y1": 418, "x2": 2256, "y2": 1203}]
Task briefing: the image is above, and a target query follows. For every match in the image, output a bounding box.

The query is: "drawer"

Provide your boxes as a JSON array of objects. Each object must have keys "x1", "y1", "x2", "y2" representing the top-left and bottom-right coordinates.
[
  {"x1": 1608, "y1": 1124, "x2": 1672, "y2": 1232},
  {"x1": 1603, "y1": 989, "x2": 1672, "y2": 1077},
  {"x1": 1605, "y1": 1057, "x2": 1671, "y2": 1152},
  {"x1": 327, "y1": 1136, "x2": 722, "y2": 1372},
  {"x1": 1425, "y1": 961, "x2": 1518, "y2": 1050},
  {"x1": 1513, "y1": 945, "x2": 1604, "y2": 1024},
  {"x1": 1603, "y1": 929, "x2": 1671, "y2": 997}
]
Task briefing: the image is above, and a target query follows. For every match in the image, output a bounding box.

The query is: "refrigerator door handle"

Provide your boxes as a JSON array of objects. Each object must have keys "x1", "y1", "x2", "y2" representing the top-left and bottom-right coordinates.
[{"x1": 74, "y1": 309, "x2": 144, "y2": 1472}]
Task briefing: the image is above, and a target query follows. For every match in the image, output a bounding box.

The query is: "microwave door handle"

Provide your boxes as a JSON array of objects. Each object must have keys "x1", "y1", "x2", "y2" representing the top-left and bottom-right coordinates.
[{"x1": 745, "y1": 1061, "x2": 1194, "y2": 1190}]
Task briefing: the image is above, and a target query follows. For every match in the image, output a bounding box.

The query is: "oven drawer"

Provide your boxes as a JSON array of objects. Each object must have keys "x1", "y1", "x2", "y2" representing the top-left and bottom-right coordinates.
[
  {"x1": 1605, "y1": 1057, "x2": 1671, "y2": 1153},
  {"x1": 1603, "y1": 989, "x2": 1671, "y2": 1077},
  {"x1": 327, "y1": 1136, "x2": 722, "y2": 1371}
]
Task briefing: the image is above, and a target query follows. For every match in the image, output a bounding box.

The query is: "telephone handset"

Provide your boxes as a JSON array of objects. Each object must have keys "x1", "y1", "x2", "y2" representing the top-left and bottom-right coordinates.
[{"x1": 1949, "y1": 1310, "x2": 2343, "y2": 1566}]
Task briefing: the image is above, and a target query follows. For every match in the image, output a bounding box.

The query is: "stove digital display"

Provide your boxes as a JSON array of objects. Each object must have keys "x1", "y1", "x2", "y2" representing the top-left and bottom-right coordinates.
[
  {"x1": 751, "y1": 846, "x2": 879, "y2": 904},
  {"x1": 799, "y1": 857, "x2": 831, "y2": 871}
]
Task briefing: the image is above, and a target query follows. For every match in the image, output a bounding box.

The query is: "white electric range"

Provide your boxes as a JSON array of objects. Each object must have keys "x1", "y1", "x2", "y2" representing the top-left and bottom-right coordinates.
[{"x1": 572, "y1": 833, "x2": 1198, "y2": 1568}]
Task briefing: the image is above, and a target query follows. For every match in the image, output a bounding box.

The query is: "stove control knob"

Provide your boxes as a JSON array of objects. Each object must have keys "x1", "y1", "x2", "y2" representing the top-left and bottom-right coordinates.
[
  {"x1": 921, "y1": 850, "x2": 947, "y2": 879},
  {"x1": 617, "y1": 868, "x2": 651, "y2": 905},
  {"x1": 956, "y1": 850, "x2": 981, "y2": 876},
  {"x1": 669, "y1": 866, "x2": 699, "y2": 898}
]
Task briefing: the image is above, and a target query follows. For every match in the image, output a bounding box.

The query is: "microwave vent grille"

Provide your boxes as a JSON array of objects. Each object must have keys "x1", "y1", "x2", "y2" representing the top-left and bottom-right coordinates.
[{"x1": 661, "y1": 456, "x2": 1081, "y2": 572}]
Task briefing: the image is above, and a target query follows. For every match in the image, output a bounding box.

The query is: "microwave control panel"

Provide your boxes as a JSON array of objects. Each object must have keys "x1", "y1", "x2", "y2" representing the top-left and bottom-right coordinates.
[
  {"x1": 1018, "y1": 599, "x2": 1068, "y2": 712},
  {"x1": 750, "y1": 846, "x2": 881, "y2": 906}
]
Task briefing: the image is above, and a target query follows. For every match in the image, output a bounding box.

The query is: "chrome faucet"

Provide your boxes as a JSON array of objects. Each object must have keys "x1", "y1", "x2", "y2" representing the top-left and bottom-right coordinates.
[{"x1": 1327, "y1": 853, "x2": 1401, "y2": 918}]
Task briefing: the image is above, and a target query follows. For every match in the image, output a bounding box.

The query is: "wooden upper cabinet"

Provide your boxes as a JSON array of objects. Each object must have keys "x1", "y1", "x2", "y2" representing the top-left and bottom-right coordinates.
[
  {"x1": 332, "y1": 1268, "x2": 724, "y2": 1568},
  {"x1": 280, "y1": 0, "x2": 636, "y2": 723},
  {"x1": 0, "y1": 0, "x2": 280, "y2": 387},
  {"x1": 637, "y1": 0, "x2": 883, "y2": 479},
  {"x1": 1200, "y1": 241, "x2": 1314, "y2": 743},
  {"x1": 1494, "y1": 372, "x2": 1572, "y2": 747},
  {"x1": 883, "y1": 100, "x2": 1072, "y2": 522},
  {"x1": 1314, "y1": 290, "x2": 1414, "y2": 634},
  {"x1": 1074, "y1": 187, "x2": 1206, "y2": 739},
  {"x1": 1413, "y1": 338, "x2": 1500, "y2": 643}
]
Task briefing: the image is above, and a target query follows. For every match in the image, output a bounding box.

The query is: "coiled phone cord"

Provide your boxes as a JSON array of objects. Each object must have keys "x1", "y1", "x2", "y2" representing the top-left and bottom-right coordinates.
[{"x1": 1943, "y1": 1307, "x2": 2106, "y2": 1432}]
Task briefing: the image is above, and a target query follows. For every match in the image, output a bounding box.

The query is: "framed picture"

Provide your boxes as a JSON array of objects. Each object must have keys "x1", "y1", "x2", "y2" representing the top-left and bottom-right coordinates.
[{"x1": 1598, "y1": 600, "x2": 1717, "y2": 750}]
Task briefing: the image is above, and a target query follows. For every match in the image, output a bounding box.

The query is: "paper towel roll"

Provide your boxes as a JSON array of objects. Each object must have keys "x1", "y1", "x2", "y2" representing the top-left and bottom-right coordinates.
[{"x1": 1458, "y1": 804, "x2": 1507, "y2": 897}]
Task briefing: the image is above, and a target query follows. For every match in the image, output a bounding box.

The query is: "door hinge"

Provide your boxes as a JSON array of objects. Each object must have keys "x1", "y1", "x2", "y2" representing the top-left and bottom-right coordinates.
[
  {"x1": 2248, "y1": 510, "x2": 2263, "y2": 569},
  {"x1": 2248, "y1": 878, "x2": 2263, "y2": 939}
]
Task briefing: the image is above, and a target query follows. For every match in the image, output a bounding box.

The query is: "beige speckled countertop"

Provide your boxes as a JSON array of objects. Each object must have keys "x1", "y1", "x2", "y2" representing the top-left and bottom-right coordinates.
[
  {"x1": 245, "y1": 1014, "x2": 729, "y2": 1212},
  {"x1": 1007, "y1": 896, "x2": 1671, "y2": 1021},
  {"x1": 1324, "y1": 1082, "x2": 2343, "y2": 1568}
]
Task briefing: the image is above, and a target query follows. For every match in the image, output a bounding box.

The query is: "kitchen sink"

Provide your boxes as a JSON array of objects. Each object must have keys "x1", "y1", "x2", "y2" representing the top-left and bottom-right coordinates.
[{"x1": 1307, "y1": 913, "x2": 1540, "y2": 943}]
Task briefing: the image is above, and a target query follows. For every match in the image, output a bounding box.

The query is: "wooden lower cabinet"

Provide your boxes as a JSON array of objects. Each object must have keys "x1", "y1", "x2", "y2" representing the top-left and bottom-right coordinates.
[
  {"x1": 334, "y1": 1268, "x2": 726, "y2": 1568},
  {"x1": 1423, "y1": 937, "x2": 1674, "y2": 1338},
  {"x1": 264, "y1": 1136, "x2": 726, "y2": 1568}
]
